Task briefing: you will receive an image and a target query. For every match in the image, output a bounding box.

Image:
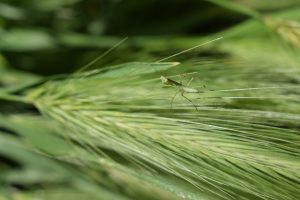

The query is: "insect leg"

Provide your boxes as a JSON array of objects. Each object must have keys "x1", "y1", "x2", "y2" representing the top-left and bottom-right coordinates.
[
  {"x1": 170, "y1": 89, "x2": 179, "y2": 109},
  {"x1": 187, "y1": 77, "x2": 194, "y2": 86},
  {"x1": 179, "y1": 74, "x2": 183, "y2": 85},
  {"x1": 181, "y1": 91, "x2": 198, "y2": 110},
  {"x1": 187, "y1": 72, "x2": 207, "y2": 88}
]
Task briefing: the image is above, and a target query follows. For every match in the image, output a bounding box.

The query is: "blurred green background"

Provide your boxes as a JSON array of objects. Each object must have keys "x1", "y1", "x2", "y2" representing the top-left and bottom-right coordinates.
[
  {"x1": 0, "y1": 0, "x2": 274, "y2": 75},
  {"x1": 1, "y1": 0, "x2": 300, "y2": 75}
]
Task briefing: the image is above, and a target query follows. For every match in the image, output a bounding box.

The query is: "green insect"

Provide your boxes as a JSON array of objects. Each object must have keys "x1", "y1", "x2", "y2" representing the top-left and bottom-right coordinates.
[
  {"x1": 157, "y1": 37, "x2": 222, "y2": 110},
  {"x1": 160, "y1": 75, "x2": 201, "y2": 110}
]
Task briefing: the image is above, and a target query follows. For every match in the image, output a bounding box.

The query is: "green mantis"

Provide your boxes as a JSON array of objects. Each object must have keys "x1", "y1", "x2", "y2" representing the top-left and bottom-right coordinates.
[{"x1": 160, "y1": 75, "x2": 201, "y2": 110}]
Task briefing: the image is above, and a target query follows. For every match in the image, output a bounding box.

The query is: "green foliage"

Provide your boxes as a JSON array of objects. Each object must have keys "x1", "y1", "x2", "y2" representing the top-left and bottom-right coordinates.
[{"x1": 1, "y1": 0, "x2": 300, "y2": 200}]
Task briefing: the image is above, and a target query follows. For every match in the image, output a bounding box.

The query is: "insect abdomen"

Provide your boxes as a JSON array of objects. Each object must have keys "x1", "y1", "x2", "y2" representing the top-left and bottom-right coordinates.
[{"x1": 182, "y1": 87, "x2": 198, "y2": 93}]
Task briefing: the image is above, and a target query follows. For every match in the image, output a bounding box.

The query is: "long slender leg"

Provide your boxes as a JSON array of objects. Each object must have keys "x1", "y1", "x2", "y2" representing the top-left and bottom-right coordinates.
[
  {"x1": 170, "y1": 90, "x2": 179, "y2": 109},
  {"x1": 180, "y1": 73, "x2": 190, "y2": 85},
  {"x1": 188, "y1": 72, "x2": 207, "y2": 88},
  {"x1": 187, "y1": 75, "x2": 209, "y2": 91},
  {"x1": 187, "y1": 77, "x2": 194, "y2": 86},
  {"x1": 181, "y1": 91, "x2": 198, "y2": 110},
  {"x1": 187, "y1": 76, "x2": 207, "y2": 91},
  {"x1": 179, "y1": 74, "x2": 183, "y2": 85}
]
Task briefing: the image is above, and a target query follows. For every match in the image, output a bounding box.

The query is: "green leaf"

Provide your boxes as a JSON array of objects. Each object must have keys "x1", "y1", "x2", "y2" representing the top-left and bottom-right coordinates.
[{"x1": 0, "y1": 29, "x2": 56, "y2": 51}]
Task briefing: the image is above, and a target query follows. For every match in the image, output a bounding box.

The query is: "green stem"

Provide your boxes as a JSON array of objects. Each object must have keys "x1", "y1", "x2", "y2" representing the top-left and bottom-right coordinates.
[{"x1": 0, "y1": 92, "x2": 30, "y2": 104}]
